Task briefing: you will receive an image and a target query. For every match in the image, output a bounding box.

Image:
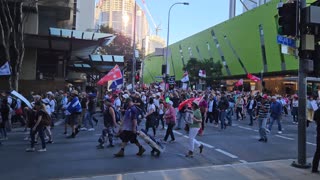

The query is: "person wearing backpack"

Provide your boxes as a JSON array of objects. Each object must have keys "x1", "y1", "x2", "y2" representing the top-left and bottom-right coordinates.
[
  {"x1": 26, "y1": 102, "x2": 49, "y2": 152},
  {"x1": 97, "y1": 98, "x2": 118, "y2": 149}
]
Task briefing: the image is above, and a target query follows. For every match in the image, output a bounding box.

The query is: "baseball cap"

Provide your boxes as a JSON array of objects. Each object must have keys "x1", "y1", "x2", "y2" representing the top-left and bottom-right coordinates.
[{"x1": 262, "y1": 94, "x2": 268, "y2": 99}]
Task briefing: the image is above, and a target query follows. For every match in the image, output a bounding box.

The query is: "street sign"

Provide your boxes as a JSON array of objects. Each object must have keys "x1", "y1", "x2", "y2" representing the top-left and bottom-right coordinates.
[
  {"x1": 277, "y1": 35, "x2": 296, "y2": 48},
  {"x1": 155, "y1": 76, "x2": 163, "y2": 79},
  {"x1": 168, "y1": 76, "x2": 175, "y2": 85}
]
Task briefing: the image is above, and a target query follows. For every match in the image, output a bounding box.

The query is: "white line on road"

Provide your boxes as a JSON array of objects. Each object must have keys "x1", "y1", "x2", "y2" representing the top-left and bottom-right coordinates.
[
  {"x1": 215, "y1": 149, "x2": 238, "y2": 159},
  {"x1": 306, "y1": 142, "x2": 316, "y2": 146},
  {"x1": 174, "y1": 131, "x2": 183, "y2": 136},
  {"x1": 275, "y1": 135, "x2": 294, "y2": 140},
  {"x1": 237, "y1": 125, "x2": 254, "y2": 131},
  {"x1": 172, "y1": 130, "x2": 214, "y2": 148},
  {"x1": 239, "y1": 160, "x2": 248, "y2": 163}
]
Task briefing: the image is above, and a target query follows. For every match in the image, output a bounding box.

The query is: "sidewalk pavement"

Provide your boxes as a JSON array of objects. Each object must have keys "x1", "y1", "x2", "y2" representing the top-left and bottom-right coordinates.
[{"x1": 62, "y1": 158, "x2": 319, "y2": 180}]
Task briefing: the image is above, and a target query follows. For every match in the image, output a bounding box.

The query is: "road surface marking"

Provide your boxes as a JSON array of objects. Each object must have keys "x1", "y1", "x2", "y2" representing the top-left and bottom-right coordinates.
[
  {"x1": 239, "y1": 160, "x2": 248, "y2": 163},
  {"x1": 215, "y1": 149, "x2": 238, "y2": 159},
  {"x1": 172, "y1": 130, "x2": 214, "y2": 148},
  {"x1": 275, "y1": 135, "x2": 294, "y2": 140},
  {"x1": 237, "y1": 125, "x2": 254, "y2": 131},
  {"x1": 306, "y1": 142, "x2": 316, "y2": 146}
]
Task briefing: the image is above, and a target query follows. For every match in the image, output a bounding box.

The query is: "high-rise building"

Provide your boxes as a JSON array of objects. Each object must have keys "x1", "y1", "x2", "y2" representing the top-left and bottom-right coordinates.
[
  {"x1": 95, "y1": 0, "x2": 150, "y2": 50},
  {"x1": 76, "y1": 0, "x2": 96, "y2": 31}
]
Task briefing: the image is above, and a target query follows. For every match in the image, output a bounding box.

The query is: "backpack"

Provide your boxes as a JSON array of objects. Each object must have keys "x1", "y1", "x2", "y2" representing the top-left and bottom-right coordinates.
[
  {"x1": 10, "y1": 98, "x2": 17, "y2": 109},
  {"x1": 153, "y1": 104, "x2": 159, "y2": 116},
  {"x1": 40, "y1": 110, "x2": 51, "y2": 126},
  {"x1": 111, "y1": 106, "x2": 121, "y2": 123}
]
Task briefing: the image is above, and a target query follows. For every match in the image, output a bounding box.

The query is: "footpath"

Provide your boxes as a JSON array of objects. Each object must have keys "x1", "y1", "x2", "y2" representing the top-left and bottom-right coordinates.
[{"x1": 63, "y1": 158, "x2": 319, "y2": 180}]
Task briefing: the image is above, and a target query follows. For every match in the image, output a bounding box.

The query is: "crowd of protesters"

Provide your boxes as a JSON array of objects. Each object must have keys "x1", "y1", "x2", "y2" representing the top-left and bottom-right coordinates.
[{"x1": 0, "y1": 86, "x2": 319, "y2": 172}]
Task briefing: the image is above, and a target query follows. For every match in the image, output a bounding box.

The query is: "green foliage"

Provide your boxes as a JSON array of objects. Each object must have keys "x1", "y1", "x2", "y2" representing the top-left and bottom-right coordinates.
[
  {"x1": 99, "y1": 25, "x2": 133, "y2": 59},
  {"x1": 185, "y1": 58, "x2": 222, "y2": 85}
]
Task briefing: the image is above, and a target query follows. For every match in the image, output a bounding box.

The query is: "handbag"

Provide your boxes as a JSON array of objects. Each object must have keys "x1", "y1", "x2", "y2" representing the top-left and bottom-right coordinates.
[{"x1": 184, "y1": 124, "x2": 189, "y2": 132}]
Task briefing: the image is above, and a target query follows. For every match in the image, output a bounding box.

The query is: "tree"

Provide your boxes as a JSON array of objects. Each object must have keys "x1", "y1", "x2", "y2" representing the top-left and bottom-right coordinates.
[
  {"x1": 0, "y1": 0, "x2": 28, "y2": 91},
  {"x1": 97, "y1": 25, "x2": 133, "y2": 60},
  {"x1": 185, "y1": 57, "x2": 223, "y2": 86},
  {"x1": 0, "y1": 0, "x2": 69, "y2": 91}
]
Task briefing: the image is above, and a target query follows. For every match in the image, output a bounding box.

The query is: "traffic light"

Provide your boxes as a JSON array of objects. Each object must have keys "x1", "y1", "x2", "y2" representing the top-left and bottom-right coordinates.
[
  {"x1": 278, "y1": 2, "x2": 297, "y2": 36},
  {"x1": 136, "y1": 60, "x2": 142, "y2": 72},
  {"x1": 124, "y1": 60, "x2": 132, "y2": 71},
  {"x1": 135, "y1": 72, "x2": 140, "y2": 82}
]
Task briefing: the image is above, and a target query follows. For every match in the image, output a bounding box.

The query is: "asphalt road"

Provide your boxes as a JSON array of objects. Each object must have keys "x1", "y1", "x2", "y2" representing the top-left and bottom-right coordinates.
[{"x1": 0, "y1": 113, "x2": 317, "y2": 180}]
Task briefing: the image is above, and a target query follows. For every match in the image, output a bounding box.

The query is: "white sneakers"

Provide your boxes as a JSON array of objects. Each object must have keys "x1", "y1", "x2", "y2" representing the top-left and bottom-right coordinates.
[
  {"x1": 26, "y1": 148, "x2": 47, "y2": 152},
  {"x1": 80, "y1": 127, "x2": 95, "y2": 131},
  {"x1": 37, "y1": 148, "x2": 47, "y2": 152}
]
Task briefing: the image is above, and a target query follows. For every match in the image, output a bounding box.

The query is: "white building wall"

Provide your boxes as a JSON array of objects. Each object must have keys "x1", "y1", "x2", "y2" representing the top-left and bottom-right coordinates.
[{"x1": 76, "y1": 0, "x2": 95, "y2": 31}]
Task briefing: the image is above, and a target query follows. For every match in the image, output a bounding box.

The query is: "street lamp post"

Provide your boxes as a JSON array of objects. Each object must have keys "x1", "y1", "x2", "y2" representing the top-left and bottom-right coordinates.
[{"x1": 165, "y1": 2, "x2": 189, "y2": 82}]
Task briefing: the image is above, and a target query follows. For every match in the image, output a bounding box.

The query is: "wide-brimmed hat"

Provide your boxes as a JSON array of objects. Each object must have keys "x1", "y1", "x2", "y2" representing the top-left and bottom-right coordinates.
[
  {"x1": 192, "y1": 99, "x2": 200, "y2": 106},
  {"x1": 71, "y1": 90, "x2": 79, "y2": 96},
  {"x1": 262, "y1": 94, "x2": 268, "y2": 99}
]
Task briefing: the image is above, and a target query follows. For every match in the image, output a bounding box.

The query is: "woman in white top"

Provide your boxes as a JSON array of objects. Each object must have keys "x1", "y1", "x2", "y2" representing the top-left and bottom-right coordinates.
[
  {"x1": 145, "y1": 97, "x2": 157, "y2": 137},
  {"x1": 157, "y1": 100, "x2": 165, "y2": 129},
  {"x1": 291, "y1": 95, "x2": 298, "y2": 124}
]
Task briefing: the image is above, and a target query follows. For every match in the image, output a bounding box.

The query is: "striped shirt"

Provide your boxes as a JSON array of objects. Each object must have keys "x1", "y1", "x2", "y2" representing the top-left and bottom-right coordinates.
[{"x1": 258, "y1": 101, "x2": 270, "y2": 119}]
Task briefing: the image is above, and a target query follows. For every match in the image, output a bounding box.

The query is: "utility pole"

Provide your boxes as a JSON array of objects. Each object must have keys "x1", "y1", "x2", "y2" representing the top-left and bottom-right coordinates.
[
  {"x1": 292, "y1": 0, "x2": 310, "y2": 168},
  {"x1": 131, "y1": 2, "x2": 137, "y2": 91}
]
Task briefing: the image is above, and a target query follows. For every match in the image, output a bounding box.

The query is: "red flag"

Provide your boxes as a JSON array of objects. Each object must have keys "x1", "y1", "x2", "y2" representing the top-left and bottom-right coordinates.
[
  {"x1": 97, "y1": 65, "x2": 122, "y2": 86},
  {"x1": 247, "y1": 73, "x2": 261, "y2": 82},
  {"x1": 235, "y1": 79, "x2": 243, "y2": 87}
]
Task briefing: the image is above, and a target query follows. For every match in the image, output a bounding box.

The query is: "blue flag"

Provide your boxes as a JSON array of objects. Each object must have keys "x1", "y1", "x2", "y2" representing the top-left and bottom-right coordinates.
[{"x1": 109, "y1": 78, "x2": 123, "y2": 90}]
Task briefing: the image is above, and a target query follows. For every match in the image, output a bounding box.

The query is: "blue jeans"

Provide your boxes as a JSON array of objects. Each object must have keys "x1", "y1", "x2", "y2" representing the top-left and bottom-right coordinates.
[
  {"x1": 176, "y1": 112, "x2": 185, "y2": 129},
  {"x1": 268, "y1": 116, "x2": 282, "y2": 132},
  {"x1": 219, "y1": 110, "x2": 227, "y2": 129},
  {"x1": 84, "y1": 111, "x2": 94, "y2": 128},
  {"x1": 258, "y1": 118, "x2": 268, "y2": 140},
  {"x1": 247, "y1": 109, "x2": 254, "y2": 124},
  {"x1": 225, "y1": 108, "x2": 233, "y2": 126},
  {"x1": 30, "y1": 127, "x2": 46, "y2": 149}
]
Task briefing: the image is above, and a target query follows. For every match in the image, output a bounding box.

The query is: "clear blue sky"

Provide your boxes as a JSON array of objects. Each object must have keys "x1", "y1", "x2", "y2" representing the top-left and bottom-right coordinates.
[{"x1": 137, "y1": 0, "x2": 243, "y2": 44}]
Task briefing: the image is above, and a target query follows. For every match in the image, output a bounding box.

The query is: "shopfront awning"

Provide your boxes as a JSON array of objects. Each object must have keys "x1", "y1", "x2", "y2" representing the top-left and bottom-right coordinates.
[
  {"x1": 24, "y1": 28, "x2": 115, "y2": 53},
  {"x1": 67, "y1": 55, "x2": 125, "y2": 73}
]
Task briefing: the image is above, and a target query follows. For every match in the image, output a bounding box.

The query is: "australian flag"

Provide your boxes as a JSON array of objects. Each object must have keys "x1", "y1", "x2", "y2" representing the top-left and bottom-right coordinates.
[{"x1": 109, "y1": 76, "x2": 123, "y2": 90}]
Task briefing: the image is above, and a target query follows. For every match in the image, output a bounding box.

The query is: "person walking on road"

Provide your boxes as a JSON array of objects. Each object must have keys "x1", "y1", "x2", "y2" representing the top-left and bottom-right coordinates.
[
  {"x1": 268, "y1": 96, "x2": 283, "y2": 134},
  {"x1": 185, "y1": 100, "x2": 204, "y2": 158},
  {"x1": 145, "y1": 97, "x2": 157, "y2": 137},
  {"x1": 291, "y1": 94, "x2": 299, "y2": 124},
  {"x1": 257, "y1": 95, "x2": 270, "y2": 143},
  {"x1": 97, "y1": 99, "x2": 117, "y2": 149},
  {"x1": 218, "y1": 92, "x2": 229, "y2": 130},
  {"x1": 312, "y1": 106, "x2": 320, "y2": 173},
  {"x1": 247, "y1": 95, "x2": 257, "y2": 126},
  {"x1": 114, "y1": 98, "x2": 146, "y2": 157},
  {"x1": 66, "y1": 90, "x2": 82, "y2": 138},
  {"x1": 26, "y1": 102, "x2": 49, "y2": 152},
  {"x1": 162, "y1": 101, "x2": 176, "y2": 143}
]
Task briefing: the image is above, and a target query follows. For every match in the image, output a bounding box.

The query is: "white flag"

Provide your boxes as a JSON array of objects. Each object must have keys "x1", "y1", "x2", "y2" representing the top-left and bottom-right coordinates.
[
  {"x1": 181, "y1": 71, "x2": 189, "y2": 83},
  {"x1": 0, "y1": 61, "x2": 11, "y2": 76}
]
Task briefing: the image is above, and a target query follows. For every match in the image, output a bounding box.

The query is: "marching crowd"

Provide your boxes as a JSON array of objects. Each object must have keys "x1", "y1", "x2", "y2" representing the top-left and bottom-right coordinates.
[{"x1": 0, "y1": 87, "x2": 319, "y2": 173}]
